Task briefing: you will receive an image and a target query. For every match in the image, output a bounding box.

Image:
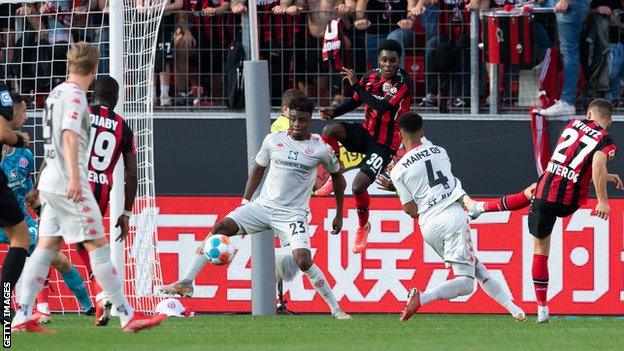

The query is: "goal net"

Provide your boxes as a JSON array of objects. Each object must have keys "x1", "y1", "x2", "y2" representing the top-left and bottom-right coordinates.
[{"x1": 0, "y1": 0, "x2": 166, "y2": 313}]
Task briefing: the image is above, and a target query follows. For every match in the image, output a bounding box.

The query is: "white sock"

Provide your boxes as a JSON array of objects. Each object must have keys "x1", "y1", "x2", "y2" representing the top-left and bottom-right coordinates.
[
  {"x1": 89, "y1": 245, "x2": 134, "y2": 326},
  {"x1": 181, "y1": 251, "x2": 209, "y2": 284},
  {"x1": 420, "y1": 276, "x2": 474, "y2": 306},
  {"x1": 303, "y1": 264, "x2": 341, "y2": 314},
  {"x1": 13, "y1": 248, "x2": 57, "y2": 325},
  {"x1": 161, "y1": 84, "x2": 169, "y2": 98},
  {"x1": 476, "y1": 261, "x2": 524, "y2": 317},
  {"x1": 36, "y1": 303, "x2": 50, "y2": 314}
]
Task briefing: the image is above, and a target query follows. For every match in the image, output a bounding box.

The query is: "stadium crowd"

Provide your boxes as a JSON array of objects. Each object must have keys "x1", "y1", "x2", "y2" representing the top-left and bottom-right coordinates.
[{"x1": 0, "y1": 0, "x2": 624, "y2": 113}]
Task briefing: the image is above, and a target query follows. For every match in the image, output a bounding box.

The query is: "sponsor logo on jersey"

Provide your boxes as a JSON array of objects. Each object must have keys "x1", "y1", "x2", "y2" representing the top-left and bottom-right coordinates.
[
  {"x1": 288, "y1": 150, "x2": 299, "y2": 160},
  {"x1": 8, "y1": 169, "x2": 18, "y2": 181}
]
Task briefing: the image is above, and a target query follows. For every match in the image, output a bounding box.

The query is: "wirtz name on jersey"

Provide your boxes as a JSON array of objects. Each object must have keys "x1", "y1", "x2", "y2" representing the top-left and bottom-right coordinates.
[
  {"x1": 90, "y1": 114, "x2": 118, "y2": 130},
  {"x1": 400, "y1": 146, "x2": 442, "y2": 168}
]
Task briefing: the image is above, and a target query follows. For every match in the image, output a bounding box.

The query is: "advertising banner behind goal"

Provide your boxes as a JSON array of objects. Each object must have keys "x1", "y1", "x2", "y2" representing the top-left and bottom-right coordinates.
[{"x1": 6, "y1": 196, "x2": 623, "y2": 314}]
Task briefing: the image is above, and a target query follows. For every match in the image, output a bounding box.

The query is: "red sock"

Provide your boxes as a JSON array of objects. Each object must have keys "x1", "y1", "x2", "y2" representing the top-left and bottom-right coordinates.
[
  {"x1": 354, "y1": 191, "x2": 370, "y2": 227},
  {"x1": 483, "y1": 190, "x2": 530, "y2": 212},
  {"x1": 322, "y1": 134, "x2": 340, "y2": 155},
  {"x1": 532, "y1": 254, "x2": 549, "y2": 306},
  {"x1": 75, "y1": 245, "x2": 103, "y2": 296}
]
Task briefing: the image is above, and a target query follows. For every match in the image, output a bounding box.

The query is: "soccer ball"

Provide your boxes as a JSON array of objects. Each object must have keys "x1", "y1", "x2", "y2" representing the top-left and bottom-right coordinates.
[{"x1": 203, "y1": 234, "x2": 236, "y2": 265}]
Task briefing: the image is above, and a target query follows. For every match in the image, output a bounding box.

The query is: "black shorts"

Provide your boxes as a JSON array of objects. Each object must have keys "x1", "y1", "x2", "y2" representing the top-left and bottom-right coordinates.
[
  {"x1": 528, "y1": 198, "x2": 578, "y2": 239},
  {"x1": 155, "y1": 24, "x2": 175, "y2": 73},
  {"x1": 0, "y1": 172, "x2": 24, "y2": 227},
  {"x1": 338, "y1": 122, "x2": 394, "y2": 180}
]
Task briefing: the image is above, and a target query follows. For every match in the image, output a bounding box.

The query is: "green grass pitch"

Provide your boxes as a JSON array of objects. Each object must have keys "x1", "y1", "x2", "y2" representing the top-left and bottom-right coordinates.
[{"x1": 10, "y1": 314, "x2": 624, "y2": 351}]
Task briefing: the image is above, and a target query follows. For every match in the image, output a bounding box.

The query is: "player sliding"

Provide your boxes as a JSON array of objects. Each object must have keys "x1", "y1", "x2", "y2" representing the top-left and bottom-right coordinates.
[
  {"x1": 0, "y1": 92, "x2": 94, "y2": 323},
  {"x1": 319, "y1": 39, "x2": 413, "y2": 254},
  {"x1": 12, "y1": 42, "x2": 164, "y2": 333},
  {"x1": 161, "y1": 96, "x2": 351, "y2": 319},
  {"x1": 528, "y1": 99, "x2": 621, "y2": 323},
  {"x1": 386, "y1": 112, "x2": 525, "y2": 322}
]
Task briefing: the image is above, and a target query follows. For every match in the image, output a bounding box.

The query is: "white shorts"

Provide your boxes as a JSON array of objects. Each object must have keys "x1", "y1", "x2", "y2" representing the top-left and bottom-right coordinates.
[
  {"x1": 227, "y1": 202, "x2": 311, "y2": 251},
  {"x1": 38, "y1": 190, "x2": 105, "y2": 244},
  {"x1": 420, "y1": 202, "x2": 476, "y2": 277}
]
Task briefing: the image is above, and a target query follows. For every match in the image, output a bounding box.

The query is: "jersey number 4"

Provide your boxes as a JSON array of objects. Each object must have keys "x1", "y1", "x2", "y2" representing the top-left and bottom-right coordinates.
[
  {"x1": 425, "y1": 160, "x2": 450, "y2": 189},
  {"x1": 552, "y1": 128, "x2": 598, "y2": 169}
]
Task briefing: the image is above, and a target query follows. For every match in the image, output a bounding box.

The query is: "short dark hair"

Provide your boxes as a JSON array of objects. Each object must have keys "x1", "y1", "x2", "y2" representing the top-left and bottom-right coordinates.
[
  {"x1": 398, "y1": 111, "x2": 423, "y2": 133},
  {"x1": 10, "y1": 92, "x2": 27, "y2": 105},
  {"x1": 288, "y1": 95, "x2": 315, "y2": 114},
  {"x1": 588, "y1": 98, "x2": 613, "y2": 118},
  {"x1": 93, "y1": 75, "x2": 119, "y2": 106},
  {"x1": 281, "y1": 88, "x2": 306, "y2": 108},
  {"x1": 377, "y1": 39, "x2": 402, "y2": 58}
]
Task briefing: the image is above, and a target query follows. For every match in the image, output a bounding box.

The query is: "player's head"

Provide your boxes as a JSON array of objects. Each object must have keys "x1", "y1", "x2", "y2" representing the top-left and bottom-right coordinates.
[
  {"x1": 587, "y1": 98, "x2": 614, "y2": 129},
  {"x1": 377, "y1": 39, "x2": 402, "y2": 78},
  {"x1": 288, "y1": 95, "x2": 315, "y2": 140},
  {"x1": 67, "y1": 42, "x2": 100, "y2": 81},
  {"x1": 10, "y1": 92, "x2": 27, "y2": 130},
  {"x1": 93, "y1": 75, "x2": 120, "y2": 107},
  {"x1": 398, "y1": 111, "x2": 424, "y2": 147},
  {"x1": 281, "y1": 88, "x2": 306, "y2": 116}
]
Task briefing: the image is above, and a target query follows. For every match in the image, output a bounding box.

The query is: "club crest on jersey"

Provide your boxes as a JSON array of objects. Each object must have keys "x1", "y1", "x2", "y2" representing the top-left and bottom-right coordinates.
[
  {"x1": 19, "y1": 157, "x2": 28, "y2": 168},
  {"x1": 305, "y1": 147, "x2": 314, "y2": 156},
  {"x1": 288, "y1": 150, "x2": 299, "y2": 160},
  {"x1": 8, "y1": 169, "x2": 18, "y2": 181},
  {"x1": 276, "y1": 142, "x2": 285, "y2": 148},
  {"x1": 382, "y1": 82, "x2": 393, "y2": 93}
]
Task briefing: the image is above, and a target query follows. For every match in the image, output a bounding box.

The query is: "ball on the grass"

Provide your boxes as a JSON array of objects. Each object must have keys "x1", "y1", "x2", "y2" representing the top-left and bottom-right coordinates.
[{"x1": 203, "y1": 234, "x2": 236, "y2": 265}]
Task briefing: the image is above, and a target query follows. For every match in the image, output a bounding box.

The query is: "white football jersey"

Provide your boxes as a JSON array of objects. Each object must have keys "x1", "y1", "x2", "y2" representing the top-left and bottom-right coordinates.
[
  {"x1": 390, "y1": 140, "x2": 466, "y2": 224},
  {"x1": 255, "y1": 132, "x2": 340, "y2": 214},
  {"x1": 38, "y1": 82, "x2": 92, "y2": 195}
]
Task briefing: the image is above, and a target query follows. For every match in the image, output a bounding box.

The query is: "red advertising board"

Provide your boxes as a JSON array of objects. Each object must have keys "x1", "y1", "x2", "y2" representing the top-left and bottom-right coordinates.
[{"x1": 156, "y1": 196, "x2": 624, "y2": 315}]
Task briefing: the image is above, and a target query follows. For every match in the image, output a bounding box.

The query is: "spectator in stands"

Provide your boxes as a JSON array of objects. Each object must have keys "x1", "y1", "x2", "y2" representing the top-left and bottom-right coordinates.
[
  {"x1": 90, "y1": 0, "x2": 110, "y2": 74},
  {"x1": 176, "y1": 0, "x2": 232, "y2": 107},
  {"x1": 278, "y1": 0, "x2": 352, "y2": 106},
  {"x1": 411, "y1": 0, "x2": 479, "y2": 109},
  {"x1": 537, "y1": 0, "x2": 590, "y2": 116},
  {"x1": 233, "y1": 0, "x2": 304, "y2": 106},
  {"x1": 355, "y1": 0, "x2": 416, "y2": 70},
  {"x1": 156, "y1": 0, "x2": 184, "y2": 107}
]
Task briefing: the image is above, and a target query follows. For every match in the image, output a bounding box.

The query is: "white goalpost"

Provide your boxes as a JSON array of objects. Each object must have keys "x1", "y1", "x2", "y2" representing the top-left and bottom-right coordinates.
[{"x1": 0, "y1": 0, "x2": 166, "y2": 313}]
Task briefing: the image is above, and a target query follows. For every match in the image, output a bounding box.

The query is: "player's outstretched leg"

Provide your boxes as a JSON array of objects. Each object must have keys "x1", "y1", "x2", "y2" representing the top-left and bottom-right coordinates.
[
  {"x1": 84, "y1": 238, "x2": 166, "y2": 332},
  {"x1": 293, "y1": 249, "x2": 350, "y2": 320},
  {"x1": 475, "y1": 261, "x2": 526, "y2": 321},
  {"x1": 74, "y1": 244, "x2": 108, "y2": 325},
  {"x1": 463, "y1": 183, "x2": 536, "y2": 220},
  {"x1": 52, "y1": 252, "x2": 95, "y2": 314},
  {"x1": 160, "y1": 217, "x2": 239, "y2": 298},
  {"x1": 352, "y1": 173, "x2": 373, "y2": 254},
  {"x1": 400, "y1": 271, "x2": 474, "y2": 321},
  {"x1": 532, "y1": 237, "x2": 550, "y2": 323},
  {"x1": 11, "y1": 239, "x2": 60, "y2": 334}
]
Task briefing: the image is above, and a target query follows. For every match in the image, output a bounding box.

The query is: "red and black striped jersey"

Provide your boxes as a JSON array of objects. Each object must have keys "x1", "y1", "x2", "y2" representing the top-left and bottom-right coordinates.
[
  {"x1": 353, "y1": 69, "x2": 414, "y2": 152},
  {"x1": 535, "y1": 119, "x2": 617, "y2": 206},
  {"x1": 88, "y1": 104, "x2": 136, "y2": 215},
  {"x1": 184, "y1": 0, "x2": 236, "y2": 43}
]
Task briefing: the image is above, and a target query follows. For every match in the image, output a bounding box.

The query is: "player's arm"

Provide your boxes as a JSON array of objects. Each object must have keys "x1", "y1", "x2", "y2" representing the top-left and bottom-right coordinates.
[
  {"x1": 390, "y1": 172, "x2": 418, "y2": 218},
  {"x1": 116, "y1": 151, "x2": 138, "y2": 242},
  {"x1": 242, "y1": 162, "x2": 266, "y2": 203},
  {"x1": 592, "y1": 151, "x2": 610, "y2": 220},
  {"x1": 330, "y1": 171, "x2": 346, "y2": 234},
  {"x1": 0, "y1": 117, "x2": 28, "y2": 148},
  {"x1": 26, "y1": 159, "x2": 46, "y2": 210},
  {"x1": 350, "y1": 75, "x2": 411, "y2": 115}
]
